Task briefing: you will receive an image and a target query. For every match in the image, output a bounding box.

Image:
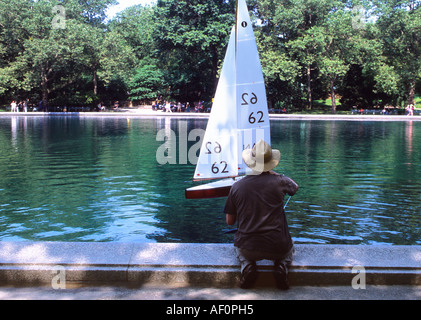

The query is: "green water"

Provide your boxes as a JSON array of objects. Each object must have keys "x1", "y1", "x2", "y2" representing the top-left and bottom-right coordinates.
[{"x1": 0, "y1": 116, "x2": 420, "y2": 244}]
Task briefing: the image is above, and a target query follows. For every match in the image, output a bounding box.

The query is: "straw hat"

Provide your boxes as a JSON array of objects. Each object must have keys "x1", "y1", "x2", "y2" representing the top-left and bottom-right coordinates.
[{"x1": 242, "y1": 140, "x2": 281, "y2": 173}]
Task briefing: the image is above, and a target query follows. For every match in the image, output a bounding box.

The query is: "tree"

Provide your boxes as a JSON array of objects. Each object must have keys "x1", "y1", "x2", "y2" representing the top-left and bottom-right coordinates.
[
  {"x1": 3, "y1": 1, "x2": 87, "y2": 105},
  {"x1": 62, "y1": 0, "x2": 117, "y2": 27},
  {"x1": 153, "y1": 0, "x2": 235, "y2": 102},
  {"x1": 0, "y1": 0, "x2": 43, "y2": 100},
  {"x1": 108, "y1": 5, "x2": 160, "y2": 103},
  {"x1": 0, "y1": 0, "x2": 133, "y2": 107},
  {"x1": 1, "y1": 0, "x2": 419, "y2": 111},
  {"x1": 16, "y1": 16, "x2": 101, "y2": 106},
  {"x1": 254, "y1": 0, "x2": 304, "y2": 109},
  {"x1": 286, "y1": 25, "x2": 327, "y2": 110},
  {"x1": 338, "y1": 64, "x2": 393, "y2": 108},
  {"x1": 259, "y1": 0, "x2": 337, "y2": 109},
  {"x1": 108, "y1": 5, "x2": 157, "y2": 61},
  {"x1": 316, "y1": 7, "x2": 360, "y2": 113},
  {"x1": 96, "y1": 30, "x2": 137, "y2": 91},
  {"x1": 375, "y1": 0, "x2": 421, "y2": 105},
  {"x1": 128, "y1": 63, "x2": 164, "y2": 102}
]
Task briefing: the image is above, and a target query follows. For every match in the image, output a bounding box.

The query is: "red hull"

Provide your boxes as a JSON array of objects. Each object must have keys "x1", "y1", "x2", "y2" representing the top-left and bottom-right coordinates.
[{"x1": 185, "y1": 178, "x2": 240, "y2": 199}]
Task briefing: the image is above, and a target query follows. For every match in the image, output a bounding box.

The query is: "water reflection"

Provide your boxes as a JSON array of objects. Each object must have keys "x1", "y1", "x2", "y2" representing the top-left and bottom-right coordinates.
[
  {"x1": 271, "y1": 120, "x2": 421, "y2": 245},
  {"x1": 0, "y1": 117, "x2": 420, "y2": 244}
]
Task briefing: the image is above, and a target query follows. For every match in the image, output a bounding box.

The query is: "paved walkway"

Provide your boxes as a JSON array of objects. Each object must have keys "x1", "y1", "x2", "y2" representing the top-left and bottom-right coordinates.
[{"x1": 1, "y1": 284, "x2": 420, "y2": 300}]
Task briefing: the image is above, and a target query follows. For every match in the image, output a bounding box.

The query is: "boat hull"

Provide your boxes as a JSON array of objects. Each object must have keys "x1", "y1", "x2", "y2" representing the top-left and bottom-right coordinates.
[{"x1": 185, "y1": 177, "x2": 243, "y2": 199}]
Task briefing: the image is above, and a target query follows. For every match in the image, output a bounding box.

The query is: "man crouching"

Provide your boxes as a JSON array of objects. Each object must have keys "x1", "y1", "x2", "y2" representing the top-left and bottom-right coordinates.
[{"x1": 224, "y1": 140, "x2": 299, "y2": 290}]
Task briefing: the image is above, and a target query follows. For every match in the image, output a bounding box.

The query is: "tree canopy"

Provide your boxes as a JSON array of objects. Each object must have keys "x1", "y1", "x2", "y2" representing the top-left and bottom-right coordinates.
[{"x1": 0, "y1": 0, "x2": 420, "y2": 111}]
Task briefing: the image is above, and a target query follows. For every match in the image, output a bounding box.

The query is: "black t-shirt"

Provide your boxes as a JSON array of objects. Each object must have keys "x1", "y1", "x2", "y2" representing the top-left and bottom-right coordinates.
[{"x1": 224, "y1": 172, "x2": 298, "y2": 255}]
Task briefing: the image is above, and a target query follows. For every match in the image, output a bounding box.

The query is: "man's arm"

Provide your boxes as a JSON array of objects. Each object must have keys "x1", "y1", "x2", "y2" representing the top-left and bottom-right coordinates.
[
  {"x1": 282, "y1": 176, "x2": 299, "y2": 196},
  {"x1": 224, "y1": 190, "x2": 237, "y2": 226},
  {"x1": 226, "y1": 214, "x2": 236, "y2": 226},
  {"x1": 271, "y1": 171, "x2": 299, "y2": 195}
]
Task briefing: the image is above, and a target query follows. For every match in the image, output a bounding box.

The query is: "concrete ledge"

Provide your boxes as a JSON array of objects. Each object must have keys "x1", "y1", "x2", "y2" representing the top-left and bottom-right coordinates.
[{"x1": 0, "y1": 242, "x2": 420, "y2": 287}]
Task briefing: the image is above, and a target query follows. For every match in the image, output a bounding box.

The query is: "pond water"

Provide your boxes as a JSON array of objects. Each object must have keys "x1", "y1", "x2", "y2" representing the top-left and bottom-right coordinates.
[{"x1": 0, "y1": 116, "x2": 420, "y2": 245}]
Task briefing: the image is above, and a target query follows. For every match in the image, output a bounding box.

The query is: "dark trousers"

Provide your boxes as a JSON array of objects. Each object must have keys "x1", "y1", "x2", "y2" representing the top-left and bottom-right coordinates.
[{"x1": 237, "y1": 245, "x2": 294, "y2": 273}]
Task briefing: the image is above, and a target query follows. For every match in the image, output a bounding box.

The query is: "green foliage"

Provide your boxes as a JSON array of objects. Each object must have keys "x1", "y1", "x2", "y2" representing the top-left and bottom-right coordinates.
[
  {"x1": 0, "y1": 0, "x2": 420, "y2": 111},
  {"x1": 108, "y1": 5, "x2": 156, "y2": 61},
  {"x1": 128, "y1": 63, "x2": 164, "y2": 102},
  {"x1": 0, "y1": 0, "x2": 130, "y2": 107},
  {"x1": 375, "y1": 2, "x2": 421, "y2": 105},
  {"x1": 152, "y1": 0, "x2": 235, "y2": 103}
]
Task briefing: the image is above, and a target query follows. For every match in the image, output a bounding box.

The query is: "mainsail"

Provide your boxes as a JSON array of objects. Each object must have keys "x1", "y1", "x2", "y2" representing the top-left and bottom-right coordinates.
[{"x1": 186, "y1": 0, "x2": 270, "y2": 198}]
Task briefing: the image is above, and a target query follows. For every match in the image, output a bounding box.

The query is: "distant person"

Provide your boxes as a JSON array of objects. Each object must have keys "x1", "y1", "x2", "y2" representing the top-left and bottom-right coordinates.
[
  {"x1": 198, "y1": 101, "x2": 204, "y2": 113},
  {"x1": 97, "y1": 102, "x2": 105, "y2": 112},
  {"x1": 114, "y1": 101, "x2": 119, "y2": 110},
  {"x1": 10, "y1": 101, "x2": 17, "y2": 112},
  {"x1": 23, "y1": 99, "x2": 29, "y2": 112},
  {"x1": 406, "y1": 104, "x2": 414, "y2": 116},
  {"x1": 224, "y1": 140, "x2": 299, "y2": 290},
  {"x1": 165, "y1": 101, "x2": 172, "y2": 113}
]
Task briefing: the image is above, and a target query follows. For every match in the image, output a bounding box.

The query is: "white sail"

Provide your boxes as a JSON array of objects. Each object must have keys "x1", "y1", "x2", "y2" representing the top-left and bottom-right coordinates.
[{"x1": 193, "y1": 0, "x2": 270, "y2": 181}]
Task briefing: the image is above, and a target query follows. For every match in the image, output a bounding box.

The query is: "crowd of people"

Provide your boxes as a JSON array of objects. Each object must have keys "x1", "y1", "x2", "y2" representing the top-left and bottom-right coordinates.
[
  {"x1": 7, "y1": 98, "x2": 211, "y2": 113},
  {"x1": 7, "y1": 98, "x2": 417, "y2": 115},
  {"x1": 9, "y1": 99, "x2": 30, "y2": 112},
  {"x1": 351, "y1": 103, "x2": 418, "y2": 115},
  {"x1": 9, "y1": 99, "x2": 107, "y2": 113},
  {"x1": 152, "y1": 99, "x2": 210, "y2": 113}
]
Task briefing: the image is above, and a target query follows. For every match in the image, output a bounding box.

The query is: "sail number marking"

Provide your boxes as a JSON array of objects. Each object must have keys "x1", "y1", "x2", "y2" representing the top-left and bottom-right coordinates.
[
  {"x1": 249, "y1": 111, "x2": 264, "y2": 124},
  {"x1": 241, "y1": 92, "x2": 265, "y2": 124},
  {"x1": 204, "y1": 142, "x2": 229, "y2": 175},
  {"x1": 205, "y1": 141, "x2": 222, "y2": 154},
  {"x1": 212, "y1": 161, "x2": 229, "y2": 174},
  {"x1": 241, "y1": 92, "x2": 258, "y2": 105}
]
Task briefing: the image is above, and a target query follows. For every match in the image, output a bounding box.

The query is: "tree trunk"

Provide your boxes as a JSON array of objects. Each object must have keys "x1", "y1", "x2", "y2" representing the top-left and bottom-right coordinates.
[
  {"x1": 93, "y1": 67, "x2": 98, "y2": 96},
  {"x1": 408, "y1": 78, "x2": 416, "y2": 105},
  {"x1": 41, "y1": 70, "x2": 49, "y2": 110},
  {"x1": 307, "y1": 65, "x2": 313, "y2": 110},
  {"x1": 330, "y1": 79, "x2": 337, "y2": 114},
  {"x1": 211, "y1": 46, "x2": 219, "y2": 94}
]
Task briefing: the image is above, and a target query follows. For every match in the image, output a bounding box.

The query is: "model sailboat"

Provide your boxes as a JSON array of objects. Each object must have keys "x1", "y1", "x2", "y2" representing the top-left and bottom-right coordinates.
[{"x1": 185, "y1": 0, "x2": 271, "y2": 199}]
